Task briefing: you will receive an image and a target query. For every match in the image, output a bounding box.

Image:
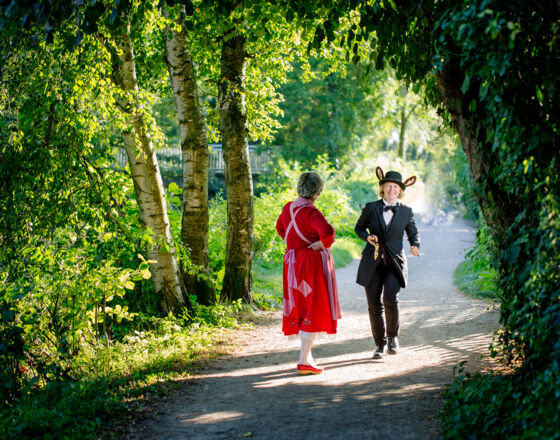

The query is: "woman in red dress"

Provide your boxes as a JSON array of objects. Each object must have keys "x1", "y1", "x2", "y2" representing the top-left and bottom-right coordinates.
[{"x1": 276, "y1": 172, "x2": 341, "y2": 375}]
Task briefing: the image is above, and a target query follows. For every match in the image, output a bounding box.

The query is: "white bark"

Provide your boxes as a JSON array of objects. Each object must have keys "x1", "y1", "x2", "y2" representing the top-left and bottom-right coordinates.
[
  {"x1": 163, "y1": 6, "x2": 215, "y2": 305},
  {"x1": 110, "y1": 24, "x2": 185, "y2": 312}
]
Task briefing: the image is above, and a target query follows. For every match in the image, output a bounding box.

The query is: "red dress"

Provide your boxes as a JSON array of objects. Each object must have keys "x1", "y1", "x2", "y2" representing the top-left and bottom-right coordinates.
[{"x1": 276, "y1": 198, "x2": 340, "y2": 336}]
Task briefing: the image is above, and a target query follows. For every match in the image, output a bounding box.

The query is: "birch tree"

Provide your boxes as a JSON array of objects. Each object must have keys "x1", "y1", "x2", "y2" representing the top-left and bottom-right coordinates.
[
  {"x1": 178, "y1": 1, "x2": 304, "y2": 303},
  {"x1": 162, "y1": 5, "x2": 216, "y2": 305},
  {"x1": 219, "y1": 30, "x2": 254, "y2": 302},
  {"x1": 105, "y1": 22, "x2": 186, "y2": 312}
]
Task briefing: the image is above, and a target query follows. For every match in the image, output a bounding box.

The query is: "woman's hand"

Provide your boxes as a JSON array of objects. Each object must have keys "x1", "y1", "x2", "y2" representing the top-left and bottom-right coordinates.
[
  {"x1": 410, "y1": 246, "x2": 419, "y2": 256},
  {"x1": 367, "y1": 235, "x2": 378, "y2": 246},
  {"x1": 308, "y1": 240, "x2": 325, "y2": 251}
]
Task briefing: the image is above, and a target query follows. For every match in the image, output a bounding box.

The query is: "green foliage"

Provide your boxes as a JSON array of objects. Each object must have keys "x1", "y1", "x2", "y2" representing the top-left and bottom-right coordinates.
[
  {"x1": 455, "y1": 220, "x2": 500, "y2": 300},
  {"x1": 184, "y1": 297, "x2": 240, "y2": 328},
  {"x1": 273, "y1": 58, "x2": 386, "y2": 166},
  {"x1": 207, "y1": 194, "x2": 228, "y2": 280},
  {"x1": 0, "y1": 27, "x2": 157, "y2": 404},
  {"x1": 0, "y1": 300, "x2": 25, "y2": 404},
  {"x1": 434, "y1": 2, "x2": 560, "y2": 438},
  {"x1": 253, "y1": 190, "x2": 296, "y2": 264},
  {"x1": 0, "y1": 315, "x2": 234, "y2": 439},
  {"x1": 442, "y1": 367, "x2": 560, "y2": 440}
]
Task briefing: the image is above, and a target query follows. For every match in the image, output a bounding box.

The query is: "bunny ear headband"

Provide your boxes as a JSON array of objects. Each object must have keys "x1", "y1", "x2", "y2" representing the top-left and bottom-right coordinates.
[{"x1": 376, "y1": 166, "x2": 416, "y2": 190}]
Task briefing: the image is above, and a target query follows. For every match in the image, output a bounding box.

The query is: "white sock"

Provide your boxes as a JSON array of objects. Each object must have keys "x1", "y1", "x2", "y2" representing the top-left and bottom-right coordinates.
[{"x1": 298, "y1": 330, "x2": 317, "y2": 367}]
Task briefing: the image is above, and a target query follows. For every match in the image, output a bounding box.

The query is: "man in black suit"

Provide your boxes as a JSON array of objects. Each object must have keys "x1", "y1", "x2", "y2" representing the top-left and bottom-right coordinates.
[{"x1": 354, "y1": 167, "x2": 420, "y2": 359}]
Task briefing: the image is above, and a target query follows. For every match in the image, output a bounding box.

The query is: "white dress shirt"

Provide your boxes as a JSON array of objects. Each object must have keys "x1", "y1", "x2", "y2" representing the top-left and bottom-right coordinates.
[{"x1": 382, "y1": 198, "x2": 397, "y2": 226}]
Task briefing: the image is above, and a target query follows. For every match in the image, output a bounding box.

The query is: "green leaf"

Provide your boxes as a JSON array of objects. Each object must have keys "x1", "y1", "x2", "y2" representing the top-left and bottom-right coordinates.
[
  {"x1": 535, "y1": 86, "x2": 543, "y2": 104},
  {"x1": 461, "y1": 75, "x2": 470, "y2": 94}
]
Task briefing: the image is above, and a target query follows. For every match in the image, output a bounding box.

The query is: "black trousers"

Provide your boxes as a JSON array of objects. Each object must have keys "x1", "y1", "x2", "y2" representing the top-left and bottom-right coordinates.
[{"x1": 364, "y1": 263, "x2": 401, "y2": 347}]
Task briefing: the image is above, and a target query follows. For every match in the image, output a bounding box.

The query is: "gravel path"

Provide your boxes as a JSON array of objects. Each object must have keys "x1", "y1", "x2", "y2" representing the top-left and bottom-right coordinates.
[{"x1": 125, "y1": 218, "x2": 499, "y2": 439}]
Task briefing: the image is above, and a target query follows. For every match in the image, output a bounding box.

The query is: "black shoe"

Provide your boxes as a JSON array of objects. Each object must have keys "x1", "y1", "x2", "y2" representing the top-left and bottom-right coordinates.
[
  {"x1": 373, "y1": 345, "x2": 386, "y2": 359},
  {"x1": 388, "y1": 337, "x2": 399, "y2": 355}
]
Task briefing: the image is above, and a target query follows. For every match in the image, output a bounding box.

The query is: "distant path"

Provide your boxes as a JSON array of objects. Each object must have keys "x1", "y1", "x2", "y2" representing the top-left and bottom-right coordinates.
[{"x1": 125, "y1": 218, "x2": 499, "y2": 439}]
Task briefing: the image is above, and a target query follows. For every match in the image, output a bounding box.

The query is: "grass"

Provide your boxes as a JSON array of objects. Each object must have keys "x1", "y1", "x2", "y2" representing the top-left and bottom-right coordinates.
[
  {"x1": 253, "y1": 260, "x2": 284, "y2": 310},
  {"x1": 331, "y1": 236, "x2": 363, "y2": 268},
  {"x1": 454, "y1": 259, "x2": 500, "y2": 301}
]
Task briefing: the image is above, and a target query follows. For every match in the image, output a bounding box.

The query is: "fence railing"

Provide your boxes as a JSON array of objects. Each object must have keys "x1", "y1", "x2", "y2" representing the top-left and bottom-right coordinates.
[{"x1": 116, "y1": 144, "x2": 270, "y2": 174}]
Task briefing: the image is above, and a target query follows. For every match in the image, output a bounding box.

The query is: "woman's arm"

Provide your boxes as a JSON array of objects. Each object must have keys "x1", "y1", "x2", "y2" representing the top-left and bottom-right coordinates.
[
  {"x1": 276, "y1": 206, "x2": 287, "y2": 240},
  {"x1": 309, "y1": 209, "x2": 335, "y2": 248}
]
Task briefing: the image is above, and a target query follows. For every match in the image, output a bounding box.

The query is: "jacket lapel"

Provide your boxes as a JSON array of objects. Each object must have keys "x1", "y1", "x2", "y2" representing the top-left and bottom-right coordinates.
[{"x1": 373, "y1": 200, "x2": 386, "y2": 238}]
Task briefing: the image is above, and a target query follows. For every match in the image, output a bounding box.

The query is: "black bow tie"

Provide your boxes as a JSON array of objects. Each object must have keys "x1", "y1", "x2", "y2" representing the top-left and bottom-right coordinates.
[{"x1": 383, "y1": 205, "x2": 397, "y2": 213}]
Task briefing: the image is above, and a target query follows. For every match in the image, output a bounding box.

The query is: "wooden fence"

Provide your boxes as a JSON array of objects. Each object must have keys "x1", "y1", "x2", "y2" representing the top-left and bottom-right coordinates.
[{"x1": 115, "y1": 144, "x2": 270, "y2": 175}]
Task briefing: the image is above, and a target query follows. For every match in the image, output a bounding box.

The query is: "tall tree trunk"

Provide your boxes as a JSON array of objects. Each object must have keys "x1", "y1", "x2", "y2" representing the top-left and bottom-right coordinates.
[
  {"x1": 397, "y1": 107, "x2": 406, "y2": 159},
  {"x1": 435, "y1": 63, "x2": 518, "y2": 243},
  {"x1": 218, "y1": 33, "x2": 254, "y2": 303},
  {"x1": 162, "y1": 6, "x2": 216, "y2": 305},
  {"x1": 107, "y1": 25, "x2": 186, "y2": 313}
]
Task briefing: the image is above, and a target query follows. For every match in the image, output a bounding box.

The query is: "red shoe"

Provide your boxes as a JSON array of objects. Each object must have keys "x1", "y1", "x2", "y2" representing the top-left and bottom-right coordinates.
[{"x1": 297, "y1": 364, "x2": 323, "y2": 375}]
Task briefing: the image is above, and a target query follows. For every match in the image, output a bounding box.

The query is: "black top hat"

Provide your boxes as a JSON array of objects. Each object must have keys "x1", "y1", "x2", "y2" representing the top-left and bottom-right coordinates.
[{"x1": 376, "y1": 167, "x2": 416, "y2": 191}]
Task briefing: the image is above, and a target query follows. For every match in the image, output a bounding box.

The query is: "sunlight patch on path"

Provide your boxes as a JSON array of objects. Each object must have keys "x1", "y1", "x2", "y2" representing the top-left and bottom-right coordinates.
[
  {"x1": 182, "y1": 411, "x2": 245, "y2": 425},
  {"x1": 126, "y1": 217, "x2": 500, "y2": 440}
]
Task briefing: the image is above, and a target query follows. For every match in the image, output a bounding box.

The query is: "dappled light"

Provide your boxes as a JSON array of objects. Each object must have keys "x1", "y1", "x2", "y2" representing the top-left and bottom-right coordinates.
[
  {"x1": 3, "y1": 0, "x2": 557, "y2": 438},
  {"x1": 127, "y1": 217, "x2": 498, "y2": 439}
]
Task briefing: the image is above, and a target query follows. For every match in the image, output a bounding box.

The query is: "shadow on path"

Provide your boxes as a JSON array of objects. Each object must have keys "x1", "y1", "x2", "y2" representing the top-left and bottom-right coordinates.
[{"x1": 125, "y1": 217, "x2": 500, "y2": 440}]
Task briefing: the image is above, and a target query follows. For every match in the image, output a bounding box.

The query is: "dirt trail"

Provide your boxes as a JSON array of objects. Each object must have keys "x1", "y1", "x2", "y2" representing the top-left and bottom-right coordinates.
[{"x1": 125, "y1": 218, "x2": 499, "y2": 439}]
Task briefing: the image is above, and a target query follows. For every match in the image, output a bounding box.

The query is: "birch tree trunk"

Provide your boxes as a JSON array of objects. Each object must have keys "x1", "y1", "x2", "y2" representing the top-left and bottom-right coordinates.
[
  {"x1": 218, "y1": 33, "x2": 254, "y2": 303},
  {"x1": 163, "y1": 6, "x2": 216, "y2": 305},
  {"x1": 108, "y1": 24, "x2": 186, "y2": 313},
  {"x1": 397, "y1": 107, "x2": 407, "y2": 160}
]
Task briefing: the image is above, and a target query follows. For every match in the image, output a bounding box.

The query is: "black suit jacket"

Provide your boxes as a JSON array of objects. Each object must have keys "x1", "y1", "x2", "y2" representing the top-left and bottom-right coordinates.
[{"x1": 354, "y1": 199, "x2": 420, "y2": 288}]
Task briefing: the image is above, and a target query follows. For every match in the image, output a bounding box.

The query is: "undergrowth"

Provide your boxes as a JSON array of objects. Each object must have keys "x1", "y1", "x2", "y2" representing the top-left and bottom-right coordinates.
[
  {"x1": 0, "y1": 309, "x2": 243, "y2": 440},
  {"x1": 454, "y1": 220, "x2": 500, "y2": 301}
]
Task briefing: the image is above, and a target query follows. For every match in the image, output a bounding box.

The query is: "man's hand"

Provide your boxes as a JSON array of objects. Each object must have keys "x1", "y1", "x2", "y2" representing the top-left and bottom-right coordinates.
[{"x1": 410, "y1": 246, "x2": 419, "y2": 256}]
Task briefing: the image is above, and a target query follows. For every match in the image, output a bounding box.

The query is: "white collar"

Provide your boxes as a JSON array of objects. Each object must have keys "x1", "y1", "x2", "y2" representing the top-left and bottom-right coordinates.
[{"x1": 382, "y1": 198, "x2": 398, "y2": 206}]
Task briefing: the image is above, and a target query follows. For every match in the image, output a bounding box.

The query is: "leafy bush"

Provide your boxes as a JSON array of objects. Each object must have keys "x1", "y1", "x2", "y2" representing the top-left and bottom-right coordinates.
[
  {"x1": 442, "y1": 367, "x2": 560, "y2": 440},
  {"x1": 253, "y1": 190, "x2": 295, "y2": 264},
  {"x1": 207, "y1": 194, "x2": 228, "y2": 277},
  {"x1": 0, "y1": 215, "x2": 153, "y2": 404},
  {"x1": 454, "y1": 220, "x2": 500, "y2": 300}
]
